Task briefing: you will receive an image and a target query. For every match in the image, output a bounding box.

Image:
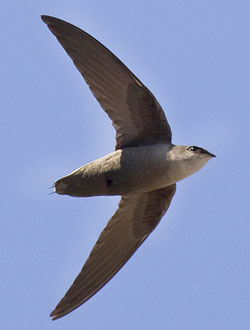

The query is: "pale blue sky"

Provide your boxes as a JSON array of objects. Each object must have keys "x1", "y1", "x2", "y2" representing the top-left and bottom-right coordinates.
[{"x1": 1, "y1": 1, "x2": 249, "y2": 329}]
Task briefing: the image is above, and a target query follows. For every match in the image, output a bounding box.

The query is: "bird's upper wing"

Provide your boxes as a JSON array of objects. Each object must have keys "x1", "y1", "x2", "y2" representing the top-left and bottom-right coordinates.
[
  {"x1": 50, "y1": 184, "x2": 176, "y2": 320},
  {"x1": 41, "y1": 15, "x2": 172, "y2": 149}
]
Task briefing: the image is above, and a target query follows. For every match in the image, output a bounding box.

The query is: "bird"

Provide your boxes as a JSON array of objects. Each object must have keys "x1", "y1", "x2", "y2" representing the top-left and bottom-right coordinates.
[{"x1": 41, "y1": 15, "x2": 216, "y2": 320}]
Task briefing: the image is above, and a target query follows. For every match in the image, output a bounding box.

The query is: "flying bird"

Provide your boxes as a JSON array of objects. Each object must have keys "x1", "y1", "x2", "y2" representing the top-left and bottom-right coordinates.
[{"x1": 41, "y1": 15, "x2": 215, "y2": 320}]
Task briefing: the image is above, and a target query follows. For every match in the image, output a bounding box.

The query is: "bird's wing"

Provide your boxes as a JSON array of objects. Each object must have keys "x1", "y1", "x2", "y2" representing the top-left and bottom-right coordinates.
[
  {"x1": 50, "y1": 184, "x2": 176, "y2": 320},
  {"x1": 41, "y1": 15, "x2": 172, "y2": 149}
]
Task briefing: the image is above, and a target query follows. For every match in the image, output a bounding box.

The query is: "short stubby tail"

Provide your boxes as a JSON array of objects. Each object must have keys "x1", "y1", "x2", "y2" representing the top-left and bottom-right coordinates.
[
  {"x1": 54, "y1": 171, "x2": 110, "y2": 198},
  {"x1": 54, "y1": 180, "x2": 72, "y2": 195},
  {"x1": 54, "y1": 176, "x2": 88, "y2": 197}
]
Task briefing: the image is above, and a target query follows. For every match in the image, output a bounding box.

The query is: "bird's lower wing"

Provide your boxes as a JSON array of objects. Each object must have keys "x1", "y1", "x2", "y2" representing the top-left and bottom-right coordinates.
[{"x1": 50, "y1": 184, "x2": 176, "y2": 320}]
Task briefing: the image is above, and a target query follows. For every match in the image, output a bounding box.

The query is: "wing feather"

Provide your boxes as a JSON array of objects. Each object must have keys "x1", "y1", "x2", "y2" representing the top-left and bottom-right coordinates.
[
  {"x1": 50, "y1": 184, "x2": 176, "y2": 320},
  {"x1": 41, "y1": 15, "x2": 172, "y2": 149}
]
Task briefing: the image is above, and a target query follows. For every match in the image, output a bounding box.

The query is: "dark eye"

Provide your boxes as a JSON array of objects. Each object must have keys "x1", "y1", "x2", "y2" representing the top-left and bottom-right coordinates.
[{"x1": 188, "y1": 146, "x2": 199, "y2": 152}]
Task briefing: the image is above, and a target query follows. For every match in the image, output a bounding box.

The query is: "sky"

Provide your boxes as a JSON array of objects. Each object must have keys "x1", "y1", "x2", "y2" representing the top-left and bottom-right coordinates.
[{"x1": 1, "y1": 0, "x2": 249, "y2": 329}]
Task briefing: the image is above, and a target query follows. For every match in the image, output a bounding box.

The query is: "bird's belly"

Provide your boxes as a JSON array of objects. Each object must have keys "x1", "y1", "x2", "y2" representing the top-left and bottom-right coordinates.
[{"x1": 55, "y1": 144, "x2": 174, "y2": 197}]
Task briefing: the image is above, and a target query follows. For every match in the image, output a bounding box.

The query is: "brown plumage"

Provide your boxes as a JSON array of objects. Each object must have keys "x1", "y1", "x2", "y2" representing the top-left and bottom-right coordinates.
[{"x1": 41, "y1": 15, "x2": 215, "y2": 320}]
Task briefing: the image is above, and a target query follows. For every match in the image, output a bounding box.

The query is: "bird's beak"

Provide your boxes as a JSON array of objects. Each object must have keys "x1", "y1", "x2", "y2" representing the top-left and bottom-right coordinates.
[{"x1": 202, "y1": 149, "x2": 216, "y2": 158}]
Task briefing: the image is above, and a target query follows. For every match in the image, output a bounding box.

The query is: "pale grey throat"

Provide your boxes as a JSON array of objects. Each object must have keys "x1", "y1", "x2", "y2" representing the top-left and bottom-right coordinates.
[{"x1": 41, "y1": 15, "x2": 216, "y2": 320}]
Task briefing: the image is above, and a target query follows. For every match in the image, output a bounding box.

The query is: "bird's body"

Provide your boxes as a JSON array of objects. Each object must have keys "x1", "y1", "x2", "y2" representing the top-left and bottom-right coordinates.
[
  {"x1": 56, "y1": 143, "x2": 212, "y2": 197},
  {"x1": 41, "y1": 15, "x2": 215, "y2": 320}
]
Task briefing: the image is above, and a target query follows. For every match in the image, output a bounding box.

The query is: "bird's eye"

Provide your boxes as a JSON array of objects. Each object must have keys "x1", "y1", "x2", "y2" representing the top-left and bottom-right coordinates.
[{"x1": 188, "y1": 146, "x2": 199, "y2": 152}]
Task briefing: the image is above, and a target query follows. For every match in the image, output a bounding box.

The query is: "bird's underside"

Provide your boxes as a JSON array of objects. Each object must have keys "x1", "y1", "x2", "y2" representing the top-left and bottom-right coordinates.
[{"x1": 54, "y1": 144, "x2": 179, "y2": 198}]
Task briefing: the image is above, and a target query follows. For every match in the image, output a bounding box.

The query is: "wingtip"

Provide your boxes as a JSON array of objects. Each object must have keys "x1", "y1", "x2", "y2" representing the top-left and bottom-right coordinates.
[
  {"x1": 41, "y1": 15, "x2": 48, "y2": 23},
  {"x1": 50, "y1": 298, "x2": 75, "y2": 320},
  {"x1": 41, "y1": 15, "x2": 57, "y2": 24},
  {"x1": 50, "y1": 307, "x2": 73, "y2": 321},
  {"x1": 50, "y1": 309, "x2": 61, "y2": 321}
]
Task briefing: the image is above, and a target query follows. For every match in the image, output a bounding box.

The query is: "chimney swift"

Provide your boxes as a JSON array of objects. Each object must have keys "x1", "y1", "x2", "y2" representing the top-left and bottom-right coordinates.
[{"x1": 41, "y1": 15, "x2": 215, "y2": 320}]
